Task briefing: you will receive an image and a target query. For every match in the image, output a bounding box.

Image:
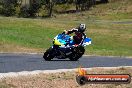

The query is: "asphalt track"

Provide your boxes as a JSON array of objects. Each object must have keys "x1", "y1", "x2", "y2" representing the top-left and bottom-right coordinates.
[{"x1": 0, "y1": 53, "x2": 132, "y2": 73}]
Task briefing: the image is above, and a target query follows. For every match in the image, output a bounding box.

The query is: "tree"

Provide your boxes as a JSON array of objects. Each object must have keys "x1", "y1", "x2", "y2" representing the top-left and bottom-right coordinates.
[
  {"x1": 2, "y1": 0, "x2": 18, "y2": 16},
  {"x1": 41, "y1": 0, "x2": 56, "y2": 17},
  {"x1": 75, "y1": 0, "x2": 96, "y2": 11}
]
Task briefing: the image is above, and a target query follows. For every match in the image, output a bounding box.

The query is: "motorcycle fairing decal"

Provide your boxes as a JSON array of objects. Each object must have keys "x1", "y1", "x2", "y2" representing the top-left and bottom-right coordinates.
[
  {"x1": 54, "y1": 34, "x2": 75, "y2": 46},
  {"x1": 54, "y1": 39, "x2": 62, "y2": 45},
  {"x1": 82, "y1": 38, "x2": 92, "y2": 46}
]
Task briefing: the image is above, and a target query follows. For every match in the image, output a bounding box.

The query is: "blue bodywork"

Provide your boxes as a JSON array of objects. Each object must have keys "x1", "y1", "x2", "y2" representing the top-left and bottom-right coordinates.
[
  {"x1": 55, "y1": 33, "x2": 91, "y2": 47},
  {"x1": 56, "y1": 34, "x2": 74, "y2": 46},
  {"x1": 52, "y1": 33, "x2": 91, "y2": 58}
]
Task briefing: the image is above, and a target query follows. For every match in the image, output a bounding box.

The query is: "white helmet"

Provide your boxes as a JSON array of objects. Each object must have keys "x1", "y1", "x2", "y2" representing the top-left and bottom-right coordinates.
[{"x1": 78, "y1": 24, "x2": 86, "y2": 32}]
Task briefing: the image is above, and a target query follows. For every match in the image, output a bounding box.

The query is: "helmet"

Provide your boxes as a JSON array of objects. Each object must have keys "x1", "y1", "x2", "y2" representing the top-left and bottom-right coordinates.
[{"x1": 78, "y1": 24, "x2": 86, "y2": 32}]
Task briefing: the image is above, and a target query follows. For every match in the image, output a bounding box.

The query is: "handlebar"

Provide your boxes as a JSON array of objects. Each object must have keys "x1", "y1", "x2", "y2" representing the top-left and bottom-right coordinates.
[{"x1": 62, "y1": 32, "x2": 65, "y2": 34}]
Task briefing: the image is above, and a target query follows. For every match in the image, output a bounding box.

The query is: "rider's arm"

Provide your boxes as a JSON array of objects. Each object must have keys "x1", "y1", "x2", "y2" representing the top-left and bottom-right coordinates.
[{"x1": 65, "y1": 28, "x2": 78, "y2": 34}]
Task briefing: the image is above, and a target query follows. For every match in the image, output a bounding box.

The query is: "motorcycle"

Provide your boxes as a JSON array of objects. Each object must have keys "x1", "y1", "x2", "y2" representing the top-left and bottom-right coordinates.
[{"x1": 43, "y1": 32, "x2": 91, "y2": 61}]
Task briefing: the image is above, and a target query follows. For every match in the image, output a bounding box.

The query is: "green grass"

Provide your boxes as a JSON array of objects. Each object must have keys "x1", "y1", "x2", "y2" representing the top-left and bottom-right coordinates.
[
  {"x1": 0, "y1": 0, "x2": 132, "y2": 56},
  {"x1": 0, "y1": 18, "x2": 62, "y2": 48}
]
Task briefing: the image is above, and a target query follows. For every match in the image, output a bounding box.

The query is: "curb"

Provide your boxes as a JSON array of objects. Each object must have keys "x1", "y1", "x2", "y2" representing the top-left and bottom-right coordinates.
[{"x1": 0, "y1": 66, "x2": 132, "y2": 79}]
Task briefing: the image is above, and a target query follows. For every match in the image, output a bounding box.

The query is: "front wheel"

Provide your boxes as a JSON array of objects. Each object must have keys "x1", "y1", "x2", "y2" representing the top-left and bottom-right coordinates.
[{"x1": 43, "y1": 48, "x2": 54, "y2": 61}]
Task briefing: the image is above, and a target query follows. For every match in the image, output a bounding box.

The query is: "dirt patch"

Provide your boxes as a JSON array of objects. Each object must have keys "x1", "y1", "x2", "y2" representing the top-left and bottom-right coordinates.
[{"x1": 0, "y1": 67, "x2": 132, "y2": 88}]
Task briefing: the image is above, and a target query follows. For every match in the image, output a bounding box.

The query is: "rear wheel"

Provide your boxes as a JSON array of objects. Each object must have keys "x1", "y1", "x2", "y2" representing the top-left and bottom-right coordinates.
[
  {"x1": 69, "y1": 46, "x2": 85, "y2": 61},
  {"x1": 69, "y1": 53, "x2": 80, "y2": 61},
  {"x1": 43, "y1": 48, "x2": 54, "y2": 61},
  {"x1": 77, "y1": 46, "x2": 85, "y2": 58}
]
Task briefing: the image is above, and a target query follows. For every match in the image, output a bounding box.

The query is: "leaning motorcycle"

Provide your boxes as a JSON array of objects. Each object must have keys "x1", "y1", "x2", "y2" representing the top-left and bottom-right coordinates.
[{"x1": 43, "y1": 32, "x2": 91, "y2": 61}]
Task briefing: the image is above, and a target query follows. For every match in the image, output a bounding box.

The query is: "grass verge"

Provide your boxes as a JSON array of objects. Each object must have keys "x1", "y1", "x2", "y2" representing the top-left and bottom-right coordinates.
[{"x1": 0, "y1": 0, "x2": 132, "y2": 56}]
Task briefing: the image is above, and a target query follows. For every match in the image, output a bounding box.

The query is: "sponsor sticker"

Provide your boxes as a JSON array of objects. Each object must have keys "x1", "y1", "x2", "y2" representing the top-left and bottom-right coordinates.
[{"x1": 76, "y1": 67, "x2": 131, "y2": 85}]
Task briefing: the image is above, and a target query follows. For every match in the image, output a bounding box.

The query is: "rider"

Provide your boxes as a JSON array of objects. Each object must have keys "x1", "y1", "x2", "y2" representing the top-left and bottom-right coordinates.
[{"x1": 64, "y1": 24, "x2": 86, "y2": 45}]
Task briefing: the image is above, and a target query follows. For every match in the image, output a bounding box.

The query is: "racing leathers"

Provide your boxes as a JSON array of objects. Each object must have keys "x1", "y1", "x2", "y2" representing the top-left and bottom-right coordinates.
[{"x1": 65, "y1": 28, "x2": 86, "y2": 45}]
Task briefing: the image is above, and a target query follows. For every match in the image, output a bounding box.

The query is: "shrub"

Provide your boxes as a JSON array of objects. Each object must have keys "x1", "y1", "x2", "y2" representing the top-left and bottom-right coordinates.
[
  {"x1": 54, "y1": 3, "x2": 71, "y2": 13},
  {"x1": 38, "y1": 5, "x2": 49, "y2": 17},
  {"x1": 28, "y1": 3, "x2": 40, "y2": 17},
  {"x1": 15, "y1": 5, "x2": 21, "y2": 17},
  {"x1": 0, "y1": 5, "x2": 2, "y2": 14},
  {"x1": 2, "y1": 4, "x2": 16, "y2": 16},
  {"x1": 19, "y1": 5, "x2": 30, "y2": 18},
  {"x1": 19, "y1": 3, "x2": 40, "y2": 18}
]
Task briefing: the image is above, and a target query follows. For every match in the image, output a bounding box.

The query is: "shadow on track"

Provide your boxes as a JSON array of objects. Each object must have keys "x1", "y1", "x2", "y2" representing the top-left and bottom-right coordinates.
[{"x1": 44, "y1": 59, "x2": 79, "y2": 61}]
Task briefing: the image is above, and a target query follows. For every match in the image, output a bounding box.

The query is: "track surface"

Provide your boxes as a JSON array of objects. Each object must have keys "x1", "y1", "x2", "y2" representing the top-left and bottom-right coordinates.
[{"x1": 0, "y1": 53, "x2": 132, "y2": 73}]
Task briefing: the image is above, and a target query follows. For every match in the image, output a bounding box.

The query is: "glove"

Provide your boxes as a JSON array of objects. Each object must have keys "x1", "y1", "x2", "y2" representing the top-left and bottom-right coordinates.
[{"x1": 64, "y1": 30, "x2": 68, "y2": 34}]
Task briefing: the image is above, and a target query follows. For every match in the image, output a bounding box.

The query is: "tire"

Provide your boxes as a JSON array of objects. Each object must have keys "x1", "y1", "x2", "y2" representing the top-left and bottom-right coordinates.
[
  {"x1": 77, "y1": 46, "x2": 85, "y2": 58},
  {"x1": 69, "y1": 52, "x2": 80, "y2": 61},
  {"x1": 76, "y1": 75, "x2": 87, "y2": 85},
  {"x1": 43, "y1": 48, "x2": 54, "y2": 61},
  {"x1": 77, "y1": 46, "x2": 85, "y2": 55},
  {"x1": 69, "y1": 46, "x2": 85, "y2": 61}
]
